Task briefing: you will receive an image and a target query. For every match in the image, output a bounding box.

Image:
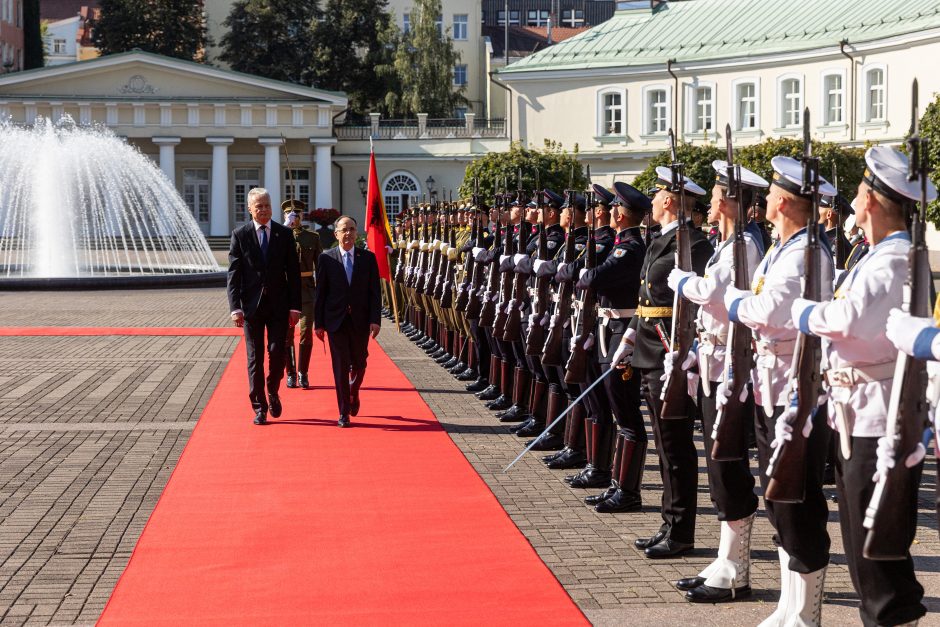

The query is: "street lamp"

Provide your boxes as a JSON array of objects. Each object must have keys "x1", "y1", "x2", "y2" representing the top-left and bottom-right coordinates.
[
  {"x1": 425, "y1": 175, "x2": 436, "y2": 197},
  {"x1": 357, "y1": 175, "x2": 367, "y2": 198}
]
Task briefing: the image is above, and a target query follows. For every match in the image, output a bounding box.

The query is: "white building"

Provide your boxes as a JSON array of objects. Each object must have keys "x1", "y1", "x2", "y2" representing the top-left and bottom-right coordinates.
[{"x1": 43, "y1": 15, "x2": 80, "y2": 66}]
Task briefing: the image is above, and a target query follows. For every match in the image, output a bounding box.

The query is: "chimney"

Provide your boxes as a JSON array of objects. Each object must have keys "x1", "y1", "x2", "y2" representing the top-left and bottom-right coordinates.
[{"x1": 547, "y1": 16, "x2": 553, "y2": 44}]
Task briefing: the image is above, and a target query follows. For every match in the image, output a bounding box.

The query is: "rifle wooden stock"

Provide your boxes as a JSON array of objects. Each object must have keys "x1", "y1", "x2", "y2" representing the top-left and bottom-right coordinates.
[
  {"x1": 542, "y1": 237, "x2": 577, "y2": 367},
  {"x1": 659, "y1": 218, "x2": 696, "y2": 419},
  {"x1": 478, "y1": 223, "x2": 502, "y2": 328},
  {"x1": 492, "y1": 223, "x2": 516, "y2": 338},
  {"x1": 565, "y1": 236, "x2": 597, "y2": 385},
  {"x1": 502, "y1": 224, "x2": 530, "y2": 341},
  {"x1": 525, "y1": 210, "x2": 551, "y2": 355}
]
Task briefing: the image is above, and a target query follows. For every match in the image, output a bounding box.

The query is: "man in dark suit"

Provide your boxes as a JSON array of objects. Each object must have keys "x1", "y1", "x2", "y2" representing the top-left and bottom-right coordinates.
[
  {"x1": 227, "y1": 188, "x2": 301, "y2": 425},
  {"x1": 314, "y1": 216, "x2": 382, "y2": 427}
]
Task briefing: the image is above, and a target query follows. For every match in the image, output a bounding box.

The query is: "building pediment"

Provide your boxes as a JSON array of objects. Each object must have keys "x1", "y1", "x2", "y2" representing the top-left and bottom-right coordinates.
[{"x1": 0, "y1": 51, "x2": 347, "y2": 106}]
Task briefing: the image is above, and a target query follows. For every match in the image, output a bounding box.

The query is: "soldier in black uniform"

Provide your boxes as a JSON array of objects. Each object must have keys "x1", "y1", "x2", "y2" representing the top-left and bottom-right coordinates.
[
  {"x1": 819, "y1": 193, "x2": 853, "y2": 270},
  {"x1": 612, "y1": 167, "x2": 713, "y2": 559},
  {"x1": 581, "y1": 182, "x2": 649, "y2": 512},
  {"x1": 460, "y1": 204, "x2": 497, "y2": 387},
  {"x1": 473, "y1": 202, "x2": 509, "y2": 400}
]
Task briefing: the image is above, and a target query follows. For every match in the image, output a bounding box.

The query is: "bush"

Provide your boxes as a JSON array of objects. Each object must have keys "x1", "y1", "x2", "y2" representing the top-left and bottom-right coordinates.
[{"x1": 460, "y1": 140, "x2": 588, "y2": 203}]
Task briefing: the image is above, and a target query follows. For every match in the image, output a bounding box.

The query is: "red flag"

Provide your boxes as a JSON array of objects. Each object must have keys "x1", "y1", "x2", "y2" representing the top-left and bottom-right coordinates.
[{"x1": 364, "y1": 149, "x2": 393, "y2": 281}]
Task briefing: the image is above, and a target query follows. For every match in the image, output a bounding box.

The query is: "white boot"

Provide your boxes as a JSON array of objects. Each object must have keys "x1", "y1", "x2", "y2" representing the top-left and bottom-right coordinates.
[
  {"x1": 701, "y1": 513, "x2": 754, "y2": 596},
  {"x1": 784, "y1": 565, "x2": 825, "y2": 626},
  {"x1": 758, "y1": 547, "x2": 792, "y2": 627}
]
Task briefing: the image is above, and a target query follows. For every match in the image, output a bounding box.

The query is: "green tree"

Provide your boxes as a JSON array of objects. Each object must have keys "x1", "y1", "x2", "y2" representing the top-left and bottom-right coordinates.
[
  {"x1": 22, "y1": 0, "x2": 44, "y2": 69},
  {"x1": 219, "y1": 0, "x2": 317, "y2": 82},
  {"x1": 386, "y1": 0, "x2": 467, "y2": 117},
  {"x1": 92, "y1": 0, "x2": 207, "y2": 61},
  {"x1": 916, "y1": 93, "x2": 940, "y2": 226},
  {"x1": 459, "y1": 141, "x2": 588, "y2": 204},
  {"x1": 632, "y1": 138, "x2": 865, "y2": 201}
]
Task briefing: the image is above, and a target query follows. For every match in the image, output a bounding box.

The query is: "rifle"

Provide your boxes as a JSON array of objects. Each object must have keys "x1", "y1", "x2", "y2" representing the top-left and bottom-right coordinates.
[
  {"x1": 659, "y1": 129, "x2": 697, "y2": 420},
  {"x1": 863, "y1": 79, "x2": 932, "y2": 559},
  {"x1": 503, "y1": 169, "x2": 530, "y2": 341},
  {"x1": 542, "y1": 167, "x2": 579, "y2": 367},
  {"x1": 479, "y1": 191, "x2": 504, "y2": 329},
  {"x1": 711, "y1": 124, "x2": 755, "y2": 461},
  {"x1": 832, "y1": 163, "x2": 850, "y2": 270},
  {"x1": 409, "y1": 203, "x2": 428, "y2": 290},
  {"x1": 465, "y1": 206, "x2": 488, "y2": 320},
  {"x1": 565, "y1": 186, "x2": 598, "y2": 384},
  {"x1": 422, "y1": 204, "x2": 443, "y2": 296},
  {"x1": 765, "y1": 109, "x2": 824, "y2": 503},
  {"x1": 439, "y1": 203, "x2": 458, "y2": 308},
  {"x1": 525, "y1": 172, "x2": 551, "y2": 356},
  {"x1": 493, "y1": 177, "x2": 518, "y2": 338},
  {"x1": 455, "y1": 180, "x2": 480, "y2": 313}
]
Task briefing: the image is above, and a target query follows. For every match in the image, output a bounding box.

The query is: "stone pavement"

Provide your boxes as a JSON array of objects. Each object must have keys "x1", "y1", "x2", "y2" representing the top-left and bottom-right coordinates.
[{"x1": 0, "y1": 287, "x2": 937, "y2": 626}]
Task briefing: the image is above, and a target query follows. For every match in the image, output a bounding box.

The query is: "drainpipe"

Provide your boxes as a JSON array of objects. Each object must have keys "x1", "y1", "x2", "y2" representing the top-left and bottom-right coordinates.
[
  {"x1": 839, "y1": 40, "x2": 856, "y2": 142},
  {"x1": 666, "y1": 58, "x2": 679, "y2": 136},
  {"x1": 489, "y1": 71, "x2": 514, "y2": 143}
]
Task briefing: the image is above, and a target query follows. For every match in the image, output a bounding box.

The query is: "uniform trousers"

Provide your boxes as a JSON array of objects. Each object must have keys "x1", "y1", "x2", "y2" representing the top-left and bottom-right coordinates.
[
  {"x1": 640, "y1": 367, "x2": 698, "y2": 544},
  {"x1": 601, "y1": 321, "x2": 645, "y2": 442},
  {"x1": 835, "y1": 436, "x2": 925, "y2": 627},
  {"x1": 698, "y1": 382, "x2": 758, "y2": 521},
  {"x1": 581, "y1": 352, "x2": 611, "y2": 420},
  {"x1": 243, "y1": 294, "x2": 288, "y2": 413},
  {"x1": 468, "y1": 319, "x2": 490, "y2": 379},
  {"x1": 754, "y1": 405, "x2": 831, "y2": 573}
]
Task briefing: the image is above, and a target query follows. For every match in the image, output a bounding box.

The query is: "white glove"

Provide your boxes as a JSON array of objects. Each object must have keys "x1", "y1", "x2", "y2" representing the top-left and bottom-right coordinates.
[
  {"x1": 472, "y1": 247, "x2": 485, "y2": 261},
  {"x1": 611, "y1": 329, "x2": 636, "y2": 366},
  {"x1": 770, "y1": 393, "x2": 823, "y2": 448},
  {"x1": 667, "y1": 268, "x2": 696, "y2": 292},
  {"x1": 714, "y1": 377, "x2": 748, "y2": 412},
  {"x1": 873, "y1": 436, "x2": 927, "y2": 483},
  {"x1": 515, "y1": 255, "x2": 533, "y2": 274},
  {"x1": 578, "y1": 268, "x2": 589, "y2": 281},
  {"x1": 723, "y1": 286, "x2": 751, "y2": 312},
  {"x1": 662, "y1": 349, "x2": 697, "y2": 378},
  {"x1": 886, "y1": 308, "x2": 935, "y2": 357},
  {"x1": 528, "y1": 313, "x2": 539, "y2": 327},
  {"x1": 790, "y1": 297, "x2": 817, "y2": 332},
  {"x1": 513, "y1": 253, "x2": 527, "y2": 265}
]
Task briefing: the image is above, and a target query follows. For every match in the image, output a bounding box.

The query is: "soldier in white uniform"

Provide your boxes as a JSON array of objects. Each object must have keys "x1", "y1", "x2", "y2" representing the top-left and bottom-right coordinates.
[
  {"x1": 667, "y1": 161, "x2": 768, "y2": 603},
  {"x1": 812, "y1": 146, "x2": 936, "y2": 627},
  {"x1": 723, "y1": 156, "x2": 835, "y2": 627}
]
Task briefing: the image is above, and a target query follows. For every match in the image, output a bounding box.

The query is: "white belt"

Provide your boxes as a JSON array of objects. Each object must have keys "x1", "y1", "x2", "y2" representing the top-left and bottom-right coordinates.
[
  {"x1": 754, "y1": 338, "x2": 796, "y2": 417},
  {"x1": 697, "y1": 330, "x2": 726, "y2": 397},
  {"x1": 598, "y1": 307, "x2": 636, "y2": 320},
  {"x1": 698, "y1": 331, "x2": 727, "y2": 347},
  {"x1": 824, "y1": 362, "x2": 896, "y2": 387},
  {"x1": 527, "y1": 287, "x2": 536, "y2": 299}
]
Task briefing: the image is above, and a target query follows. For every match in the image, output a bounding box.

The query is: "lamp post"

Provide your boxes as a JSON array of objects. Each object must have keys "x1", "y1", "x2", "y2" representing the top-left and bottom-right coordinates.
[
  {"x1": 426, "y1": 176, "x2": 436, "y2": 205},
  {"x1": 358, "y1": 175, "x2": 367, "y2": 198}
]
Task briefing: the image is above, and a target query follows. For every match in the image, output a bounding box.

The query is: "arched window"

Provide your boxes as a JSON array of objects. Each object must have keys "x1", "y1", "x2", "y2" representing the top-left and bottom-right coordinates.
[{"x1": 383, "y1": 171, "x2": 420, "y2": 219}]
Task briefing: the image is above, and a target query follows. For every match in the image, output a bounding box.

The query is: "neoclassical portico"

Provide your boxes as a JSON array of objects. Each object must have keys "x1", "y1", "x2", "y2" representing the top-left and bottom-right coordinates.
[{"x1": 0, "y1": 51, "x2": 348, "y2": 236}]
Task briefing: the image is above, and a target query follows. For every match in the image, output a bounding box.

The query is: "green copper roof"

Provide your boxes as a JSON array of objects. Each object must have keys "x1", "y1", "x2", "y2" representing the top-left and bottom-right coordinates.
[{"x1": 499, "y1": 0, "x2": 940, "y2": 74}]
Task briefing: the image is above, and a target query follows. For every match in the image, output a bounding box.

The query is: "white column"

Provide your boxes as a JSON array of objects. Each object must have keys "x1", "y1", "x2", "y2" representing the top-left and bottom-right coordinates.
[
  {"x1": 310, "y1": 138, "x2": 337, "y2": 210},
  {"x1": 152, "y1": 136, "x2": 180, "y2": 186},
  {"x1": 259, "y1": 137, "x2": 283, "y2": 221},
  {"x1": 207, "y1": 137, "x2": 234, "y2": 236}
]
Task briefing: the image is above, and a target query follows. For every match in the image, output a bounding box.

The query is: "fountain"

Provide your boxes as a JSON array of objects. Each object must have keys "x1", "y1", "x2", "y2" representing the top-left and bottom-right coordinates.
[{"x1": 0, "y1": 117, "x2": 225, "y2": 289}]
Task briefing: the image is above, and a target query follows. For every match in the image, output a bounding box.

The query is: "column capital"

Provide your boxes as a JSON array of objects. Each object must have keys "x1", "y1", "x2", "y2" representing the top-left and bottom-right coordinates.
[
  {"x1": 206, "y1": 136, "x2": 234, "y2": 146},
  {"x1": 258, "y1": 136, "x2": 285, "y2": 146},
  {"x1": 309, "y1": 137, "x2": 338, "y2": 146},
  {"x1": 152, "y1": 135, "x2": 181, "y2": 145}
]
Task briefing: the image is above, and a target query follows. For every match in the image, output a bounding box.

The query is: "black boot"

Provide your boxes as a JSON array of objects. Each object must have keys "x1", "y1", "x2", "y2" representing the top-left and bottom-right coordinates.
[
  {"x1": 497, "y1": 367, "x2": 532, "y2": 422},
  {"x1": 485, "y1": 359, "x2": 513, "y2": 410},
  {"x1": 456, "y1": 367, "x2": 478, "y2": 381},
  {"x1": 475, "y1": 356, "x2": 501, "y2": 398},
  {"x1": 546, "y1": 397, "x2": 587, "y2": 469},
  {"x1": 525, "y1": 390, "x2": 567, "y2": 448},
  {"x1": 595, "y1": 435, "x2": 646, "y2": 513},
  {"x1": 466, "y1": 377, "x2": 489, "y2": 392}
]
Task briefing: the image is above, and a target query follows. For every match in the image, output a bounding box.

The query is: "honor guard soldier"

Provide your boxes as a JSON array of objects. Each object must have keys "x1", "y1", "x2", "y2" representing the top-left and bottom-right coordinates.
[
  {"x1": 669, "y1": 160, "x2": 768, "y2": 603},
  {"x1": 724, "y1": 156, "x2": 836, "y2": 626},
  {"x1": 819, "y1": 193, "x2": 853, "y2": 270},
  {"x1": 282, "y1": 199, "x2": 323, "y2": 389},
  {"x1": 580, "y1": 182, "x2": 649, "y2": 512},
  {"x1": 611, "y1": 166, "x2": 713, "y2": 558},
  {"x1": 802, "y1": 146, "x2": 935, "y2": 627}
]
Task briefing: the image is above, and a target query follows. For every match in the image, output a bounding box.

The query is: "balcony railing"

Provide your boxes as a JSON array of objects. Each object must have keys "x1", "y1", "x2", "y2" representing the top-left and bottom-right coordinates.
[{"x1": 333, "y1": 114, "x2": 506, "y2": 140}]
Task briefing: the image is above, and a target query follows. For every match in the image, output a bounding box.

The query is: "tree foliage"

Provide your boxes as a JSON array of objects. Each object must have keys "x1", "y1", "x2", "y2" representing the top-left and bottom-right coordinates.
[
  {"x1": 385, "y1": 0, "x2": 468, "y2": 118},
  {"x1": 459, "y1": 141, "x2": 587, "y2": 204},
  {"x1": 92, "y1": 0, "x2": 207, "y2": 61},
  {"x1": 916, "y1": 93, "x2": 940, "y2": 226},
  {"x1": 632, "y1": 138, "x2": 866, "y2": 202},
  {"x1": 219, "y1": 0, "x2": 317, "y2": 83},
  {"x1": 22, "y1": 0, "x2": 44, "y2": 69}
]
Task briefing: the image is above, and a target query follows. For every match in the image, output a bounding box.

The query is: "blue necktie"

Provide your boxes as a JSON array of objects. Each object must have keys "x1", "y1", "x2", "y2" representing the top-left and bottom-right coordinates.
[
  {"x1": 344, "y1": 251, "x2": 353, "y2": 284},
  {"x1": 259, "y1": 225, "x2": 268, "y2": 261}
]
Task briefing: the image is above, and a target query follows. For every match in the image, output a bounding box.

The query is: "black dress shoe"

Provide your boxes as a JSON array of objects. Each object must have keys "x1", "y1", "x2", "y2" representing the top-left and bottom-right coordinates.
[
  {"x1": 594, "y1": 490, "x2": 642, "y2": 513},
  {"x1": 635, "y1": 528, "x2": 669, "y2": 550},
  {"x1": 584, "y1": 486, "x2": 617, "y2": 506},
  {"x1": 456, "y1": 368, "x2": 478, "y2": 381},
  {"x1": 253, "y1": 410, "x2": 267, "y2": 425},
  {"x1": 514, "y1": 419, "x2": 545, "y2": 437},
  {"x1": 685, "y1": 583, "x2": 751, "y2": 603},
  {"x1": 545, "y1": 448, "x2": 587, "y2": 469},
  {"x1": 434, "y1": 351, "x2": 452, "y2": 363},
  {"x1": 449, "y1": 362, "x2": 467, "y2": 375},
  {"x1": 286, "y1": 374, "x2": 298, "y2": 389},
  {"x1": 526, "y1": 432, "x2": 563, "y2": 451},
  {"x1": 269, "y1": 394, "x2": 282, "y2": 418},
  {"x1": 542, "y1": 448, "x2": 565, "y2": 463},
  {"x1": 566, "y1": 468, "x2": 611, "y2": 489},
  {"x1": 509, "y1": 417, "x2": 535, "y2": 434},
  {"x1": 442, "y1": 356, "x2": 459, "y2": 369},
  {"x1": 476, "y1": 385, "x2": 500, "y2": 400},
  {"x1": 496, "y1": 405, "x2": 527, "y2": 422},
  {"x1": 465, "y1": 377, "x2": 489, "y2": 391},
  {"x1": 299, "y1": 373, "x2": 309, "y2": 389},
  {"x1": 675, "y1": 576, "x2": 705, "y2": 591},
  {"x1": 485, "y1": 396, "x2": 511, "y2": 410},
  {"x1": 645, "y1": 539, "x2": 694, "y2": 559},
  {"x1": 338, "y1": 414, "x2": 350, "y2": 428}
]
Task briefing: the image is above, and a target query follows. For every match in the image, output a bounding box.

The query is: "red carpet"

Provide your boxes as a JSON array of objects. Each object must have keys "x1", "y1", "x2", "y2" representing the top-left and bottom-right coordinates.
[
  {"x1": 98, "y1": 337, "x2": 587, "y2": 626},
  {"x1": 0, "y1": 326, "x2": 242, "y2": 336}
]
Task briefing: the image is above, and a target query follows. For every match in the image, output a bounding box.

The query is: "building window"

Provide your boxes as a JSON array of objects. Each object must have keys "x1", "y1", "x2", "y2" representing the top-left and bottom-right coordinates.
[
  {"x1": 527, "y1": 10, "x2": 549, "y2": 26},
  {"x1": 779, "y1": 76, "x2": 802, "y2": 128},
  {"x1": 823, "y1": 73, "x2": 843, "y2": 125},
  {"x1": 497, "y1": 10, "x2": 520, "y2": 25},
  {"x1": 453, "y1": 64, "x2": 468, "y2": 86},
  {"x1": 233, "y1": 168, "x2": 260, "y2": 224},
  {"x1": 453, "y1": 14, "x2": 468, "y2": 40},
  {"x1": 866, "y1": 67, "x2": 886, "y2": 122},
  {"x1": 692, "y1": 85, "x2": 713, "y2": 133},
  {"x1": 52, "y1": 38, "x2": 66, "y2": 54},
  {"x1": 561, "y1": 9, "x2": 584, "y2": 27},
  {"x1": 183, "y1": 169, "x2": 210, "y2": 224},
  {"x1": 647, "y1": 88, "x2": 668, "y2": 135},
  {"x1": 735, "y1": 81, "x2": 757, "y2": 130},
  {"x1": 384, "y1": 172, "x2": 420, "y2": 220},
  {"x1": 599, "y1": 90, "x2": 625, "y2": 136},
  {"x1": 284, "y1": 169, "x2": 310, "y2": 207},
  {"x1": 403, "y1": 13, "x2": 410, "y2": 34},
  {"x1": 455, "y1": 107, "x2": 468, "y2": 120}
]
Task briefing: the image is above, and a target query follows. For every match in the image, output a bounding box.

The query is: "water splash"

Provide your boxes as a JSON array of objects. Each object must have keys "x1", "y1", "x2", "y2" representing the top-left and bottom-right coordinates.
[{"x1": 0, "y1": 117, "x2": 219, "y2": 278}]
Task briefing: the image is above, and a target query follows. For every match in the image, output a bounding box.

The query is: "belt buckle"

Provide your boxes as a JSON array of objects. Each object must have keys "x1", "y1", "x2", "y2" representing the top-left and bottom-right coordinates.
[{"x1": 828, "y1": 368, "x2": 854, "y2": 387}]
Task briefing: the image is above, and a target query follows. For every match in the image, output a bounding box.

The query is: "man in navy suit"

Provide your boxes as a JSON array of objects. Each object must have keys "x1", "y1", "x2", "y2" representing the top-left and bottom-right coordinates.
[
  {"x1": 314, "y1": 216, "x2": 382, "y2": 427},
  {"x1": 227, "y1": 188, "x2": 301, "y2": 425}
]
